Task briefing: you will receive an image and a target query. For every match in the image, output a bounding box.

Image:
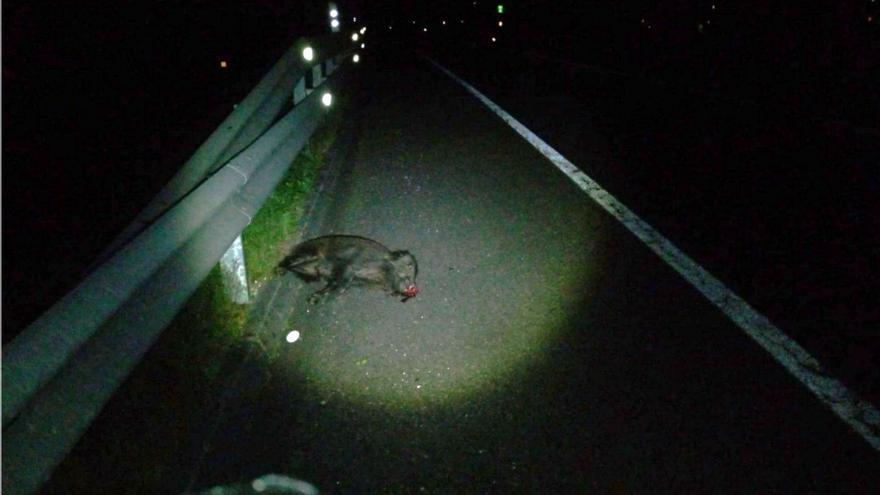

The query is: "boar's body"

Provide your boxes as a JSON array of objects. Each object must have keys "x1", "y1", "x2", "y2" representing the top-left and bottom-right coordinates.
[{"x1": 280, "y1": 235, "x2": 419, "y2": 304}]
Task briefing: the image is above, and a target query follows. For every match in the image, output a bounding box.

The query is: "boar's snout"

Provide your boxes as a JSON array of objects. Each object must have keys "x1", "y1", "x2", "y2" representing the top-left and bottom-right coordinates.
[
  {"x1": 390, "y1": 250, "x2": 418, "y2": 300},
  {"x1": 402, "y1": 284, "x2": 419, "y2": 298}
]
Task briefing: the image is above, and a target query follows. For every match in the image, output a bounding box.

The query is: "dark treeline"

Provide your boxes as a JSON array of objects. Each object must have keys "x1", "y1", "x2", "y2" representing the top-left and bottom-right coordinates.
[
  {"x1": 378, "y1": 0, "x2": 878, "y2": 124},
  {"x1": 2, "y1": 0, "x2": 349, "y2": 338}
]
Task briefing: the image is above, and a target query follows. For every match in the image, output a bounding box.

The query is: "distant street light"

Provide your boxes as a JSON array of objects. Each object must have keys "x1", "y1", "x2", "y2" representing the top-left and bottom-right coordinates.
[
  {"x1": 353, "y1": 53, "x2": 360, "y2": 63},
  {"x1": 302, "y1": 46, "x2": 314, "y2": 61},
  {"x1": 321, "y1": 92, "x2": 333, "y2": 107},
  {"x1": 352, "y1": 32, "x2": 359, "y2": 41},
  {"x1": 328, "y1": 2, "x2": 340, "y2": 32}
]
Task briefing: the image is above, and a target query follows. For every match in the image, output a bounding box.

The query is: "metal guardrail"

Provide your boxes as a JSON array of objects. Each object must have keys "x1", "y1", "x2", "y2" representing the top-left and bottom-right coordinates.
[
  {"x1": 2, "y1": 31, "x2": 357, "y2": 495},
  {"x1": 96, "y1": 33, "x2": 349, "y2": 263}
]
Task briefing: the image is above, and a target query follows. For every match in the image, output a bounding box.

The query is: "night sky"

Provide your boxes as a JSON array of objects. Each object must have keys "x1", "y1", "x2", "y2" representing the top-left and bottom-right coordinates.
[{"x1": 2, "y1": 0, "x2": 878, "y2": 347}]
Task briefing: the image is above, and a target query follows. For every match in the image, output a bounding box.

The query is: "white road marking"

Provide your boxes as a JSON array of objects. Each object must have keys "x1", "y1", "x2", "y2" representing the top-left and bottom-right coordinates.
[{"x1": 427, "y1": 58, "x2": 880, "y2": 451}]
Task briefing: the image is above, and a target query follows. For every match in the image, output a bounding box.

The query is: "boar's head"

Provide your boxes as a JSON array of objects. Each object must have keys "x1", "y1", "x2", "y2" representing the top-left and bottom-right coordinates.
[{"x1": 389, "y1": 250, "x2": 419, "y2": 300}]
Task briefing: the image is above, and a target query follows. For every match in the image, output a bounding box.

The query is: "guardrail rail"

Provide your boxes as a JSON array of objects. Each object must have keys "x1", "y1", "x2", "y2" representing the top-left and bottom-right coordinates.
[{"x1": 2, "y1": 28, "x2": 363, "y2": 495}]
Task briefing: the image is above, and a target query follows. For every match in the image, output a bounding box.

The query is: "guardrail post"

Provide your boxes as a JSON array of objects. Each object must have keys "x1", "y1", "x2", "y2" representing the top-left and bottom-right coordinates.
[
  {"x1": 309, "y1": 64, "x2": 324, "y2": 90},
  {"x1": 293, "y1": 78, "x2": 308, "y2": 105},
  {"x1": 219, "y1": 235, "x2": 250, "y2": 304}
]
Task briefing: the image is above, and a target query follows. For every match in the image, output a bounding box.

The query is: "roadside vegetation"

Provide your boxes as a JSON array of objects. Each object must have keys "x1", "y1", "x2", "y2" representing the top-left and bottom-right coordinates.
[{"x1": 242, "y1": 109, "x2": 342, "y2": 292}]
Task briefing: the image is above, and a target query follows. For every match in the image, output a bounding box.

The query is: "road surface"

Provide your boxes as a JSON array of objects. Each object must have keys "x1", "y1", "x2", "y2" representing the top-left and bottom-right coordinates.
[{"x1": 189, "y1": 46, "x2": 880, "y2": 493}]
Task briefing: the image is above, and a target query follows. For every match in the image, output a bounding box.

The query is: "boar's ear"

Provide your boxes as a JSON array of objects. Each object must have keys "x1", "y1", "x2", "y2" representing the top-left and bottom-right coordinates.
[{"x1": 390, "y1": 250, "x2": 411, "y2": 260}]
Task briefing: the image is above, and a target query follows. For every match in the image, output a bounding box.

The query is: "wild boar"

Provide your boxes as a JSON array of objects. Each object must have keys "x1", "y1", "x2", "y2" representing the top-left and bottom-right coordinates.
[{"x1": 279, "y1": 235, "x2": 419, "y2": 304}]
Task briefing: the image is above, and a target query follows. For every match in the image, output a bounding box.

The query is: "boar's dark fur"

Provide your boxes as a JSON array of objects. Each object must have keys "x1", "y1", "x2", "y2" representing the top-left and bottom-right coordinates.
[{"x1": 279, "y1": 235, "x2": 419, "y2": 304}]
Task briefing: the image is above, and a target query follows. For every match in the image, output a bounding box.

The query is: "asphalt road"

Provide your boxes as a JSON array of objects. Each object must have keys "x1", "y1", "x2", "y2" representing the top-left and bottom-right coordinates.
[
  {"x1": 190, "y1": 46, "x2": 880, "y2": 493},
  {"x1": 420, "y1": 35, "x2": 880, "y2": 410}
]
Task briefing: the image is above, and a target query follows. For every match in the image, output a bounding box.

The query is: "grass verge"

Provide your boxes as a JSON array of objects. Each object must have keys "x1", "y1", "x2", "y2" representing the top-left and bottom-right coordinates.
[{"x1": 242, "y1": 108, "x2": 342, "y2": 293}]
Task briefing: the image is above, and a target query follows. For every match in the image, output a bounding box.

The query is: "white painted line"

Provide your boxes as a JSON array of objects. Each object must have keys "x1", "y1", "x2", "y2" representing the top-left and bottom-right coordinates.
[{"x1": 427, "y1": 58, "x2": 880, "y2": 452}]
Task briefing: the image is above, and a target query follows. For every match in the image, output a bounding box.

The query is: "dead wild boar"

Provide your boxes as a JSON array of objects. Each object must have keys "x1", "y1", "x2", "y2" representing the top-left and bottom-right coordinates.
[{"x1": 279, "y1": 235, "x2": 419, "y2": 304}]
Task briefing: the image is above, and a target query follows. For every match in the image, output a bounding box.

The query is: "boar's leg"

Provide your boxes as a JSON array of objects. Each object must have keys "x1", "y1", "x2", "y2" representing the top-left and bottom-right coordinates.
[
  {"x1": 289, "y1": 260, "x2": 322, "y2": 281},
  {"x1": 307, "y1": 265, "x2": 355, "y2": 304},
  {"x1": 278, "y1": 252, "x2": 322, "y2": 279}
]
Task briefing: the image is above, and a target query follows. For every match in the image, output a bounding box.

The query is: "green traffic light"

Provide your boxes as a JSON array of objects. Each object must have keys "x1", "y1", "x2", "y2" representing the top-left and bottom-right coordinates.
[{"x1": 497, "y1": 4, "x2": 504, "y2": 14}]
